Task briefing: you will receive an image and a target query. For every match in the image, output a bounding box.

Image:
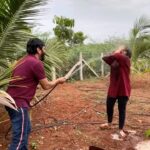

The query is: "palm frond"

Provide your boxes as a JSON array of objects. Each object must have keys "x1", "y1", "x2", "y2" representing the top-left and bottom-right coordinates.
[
  {"x1": 130, "y1": 16, "x2": 150, "y2": 60},
  {"x1": 0, "y1": 59, "x2": 23, "y2": 89},
  {"x1": 35, "y1": 32, "x2": 68, "y2": 79},
  {"x1": 0, "y1": 90, "x2": 17, "y2": 111},
  {"x1": 0, "y1": 0, "x2": 48, "y2": 68},
  {"x1": 133, "y1": 36, "x2": 150, "y2": 59},
  {"x1": 44, "y1": 39, "x2": 68, "y2": 79}
]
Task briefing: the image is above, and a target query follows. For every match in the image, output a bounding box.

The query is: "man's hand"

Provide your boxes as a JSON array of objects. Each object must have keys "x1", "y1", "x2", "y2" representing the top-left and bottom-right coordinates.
[
  {"x1": 57, "y1": 77, "x2": 66, "y2": 84},
  {"x1": 39, "y1": 77, "x2": 66, "y2": 90}
]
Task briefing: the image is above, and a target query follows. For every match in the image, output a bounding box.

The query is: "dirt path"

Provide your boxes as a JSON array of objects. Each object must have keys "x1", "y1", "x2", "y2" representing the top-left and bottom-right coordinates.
[{"x1": 0, "y1": 74, "x2": 150, "y2": 150}]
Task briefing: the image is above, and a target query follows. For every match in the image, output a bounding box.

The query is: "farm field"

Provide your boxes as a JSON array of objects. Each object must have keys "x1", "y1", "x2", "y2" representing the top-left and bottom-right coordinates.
[
  {"x1": 0, "y1": 73, "x2": 150, "y2": 150},
  {"x1": 0, "y1": 0, "x2": 150, "y2": 150}
]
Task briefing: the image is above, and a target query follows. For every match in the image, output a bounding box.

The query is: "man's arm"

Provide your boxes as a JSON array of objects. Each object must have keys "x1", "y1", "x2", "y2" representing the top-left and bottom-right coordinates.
[
  {"x1": 39, "y1": 77, "x2": 66, "y2": 90},
  {"x1": 33, "y1": 62, "x2": 66, "y2": 90}
]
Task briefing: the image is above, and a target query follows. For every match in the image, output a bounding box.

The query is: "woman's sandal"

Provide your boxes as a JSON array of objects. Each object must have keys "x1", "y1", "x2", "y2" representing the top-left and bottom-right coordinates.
[
  {"x1": 100, "y1": 123, "x2": 111, "y2": 130},
  {"x1": 123, "y1": 130, "x2": 130, "y2": 135},
  {"x1": 118, "y1": 130, "x2": 127, "y2": 139}
]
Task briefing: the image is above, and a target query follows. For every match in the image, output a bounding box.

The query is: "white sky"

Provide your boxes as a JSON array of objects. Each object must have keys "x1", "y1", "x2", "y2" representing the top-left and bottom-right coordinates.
[{"x1": 35, "y1": 0, "x2": 150, "y2": 42}]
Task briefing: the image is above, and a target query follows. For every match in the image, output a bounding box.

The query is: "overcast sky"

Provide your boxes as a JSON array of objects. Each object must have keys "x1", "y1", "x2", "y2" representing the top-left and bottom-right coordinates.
[{"x1": 35, "y1": 0, "x2": 150, "y2": 42}]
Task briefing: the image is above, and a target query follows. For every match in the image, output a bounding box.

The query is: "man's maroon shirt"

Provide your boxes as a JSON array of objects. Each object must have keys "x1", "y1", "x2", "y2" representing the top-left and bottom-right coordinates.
[
  {"x1": 103, "y1": 53, "x2": 131, "y2": 98},
  {"x1": 7, "y1": 55, "x2": 46, "y2": 108}
]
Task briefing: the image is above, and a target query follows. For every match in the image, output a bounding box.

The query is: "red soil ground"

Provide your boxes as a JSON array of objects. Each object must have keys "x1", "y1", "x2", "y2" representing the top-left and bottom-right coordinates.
[{"x1": 0, "y1": 73, "x2": 150, "y2": 150}]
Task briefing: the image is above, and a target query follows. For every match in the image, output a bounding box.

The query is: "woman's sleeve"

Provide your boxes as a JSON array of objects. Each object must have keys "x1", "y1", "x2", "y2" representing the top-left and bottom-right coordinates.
[{"x1": 102, "y1": 55, "x2": 116, "y2": 65}]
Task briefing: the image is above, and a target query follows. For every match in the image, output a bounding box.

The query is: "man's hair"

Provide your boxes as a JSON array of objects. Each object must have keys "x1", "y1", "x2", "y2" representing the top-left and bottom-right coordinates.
[
  {"x1": 124, "y1": 47, "x2": 132, "y2": 59},
  {"x1": 27, "y1": 38, "x2": 45, "y2": 54}
]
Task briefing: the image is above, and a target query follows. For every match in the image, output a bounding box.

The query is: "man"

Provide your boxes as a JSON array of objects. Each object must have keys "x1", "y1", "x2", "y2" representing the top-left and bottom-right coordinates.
[
  {"x1": 100, "y1": 46, "x2": 132, "y2": 138},
  {"x1": 6, "y1": 38, "x2": 66, "y2": 150}
]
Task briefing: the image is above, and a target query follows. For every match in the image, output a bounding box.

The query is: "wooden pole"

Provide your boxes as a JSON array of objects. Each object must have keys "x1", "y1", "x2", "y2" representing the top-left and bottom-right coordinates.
[
  {"x1": 101, "y1": 53, "x2": 104, "y2": 76},
  {"x1": 64, "y1": 61, "x2": 80, "y2": 80},
  {"x1": 51, "y1": 66, "x2": 56, "y2": 80},
  {"x1": 79, "y1": 52, "x2": 83, "y2": 80},
  {"x1": 82, "y1": 59, "x2": 99, "y2": 78}
]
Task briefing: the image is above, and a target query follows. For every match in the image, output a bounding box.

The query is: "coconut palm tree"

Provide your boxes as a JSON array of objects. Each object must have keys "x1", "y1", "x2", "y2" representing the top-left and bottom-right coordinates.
[
  {"x1": 0, "y1": 0, "x2": 48, "y2": 69},
  {"x1": 0, "y1": 0, "x2": 48, "y2": 109},
  {"x1": 0, "y1": 0, "x2": 49, "y2": 85}
]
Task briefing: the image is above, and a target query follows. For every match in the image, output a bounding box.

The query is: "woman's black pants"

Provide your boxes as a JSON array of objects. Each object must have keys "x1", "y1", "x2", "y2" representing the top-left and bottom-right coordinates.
[{"x1": 106, "y1": 96, "x2": 128, "y2": 129}]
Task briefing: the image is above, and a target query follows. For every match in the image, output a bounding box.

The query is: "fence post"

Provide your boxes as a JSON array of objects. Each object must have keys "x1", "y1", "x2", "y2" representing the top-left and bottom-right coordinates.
[
  {"x1": 51, "y1": 66, "x2": 56, "y2": 80},
  {"x1": 79, "y1": 52, "x2": 83, "y2": 80},
  {"x1": 101, "y1": 53, "x2": 104, "y2": 76},
  {"x1": 82, "y1": 59, "x2": 99, "y2": 78}
]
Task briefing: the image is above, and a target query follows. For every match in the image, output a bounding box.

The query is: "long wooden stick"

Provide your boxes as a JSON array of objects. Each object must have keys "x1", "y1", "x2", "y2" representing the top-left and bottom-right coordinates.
[{"x1": 64, "y1": 61, "x2": 81, "y2": 80}]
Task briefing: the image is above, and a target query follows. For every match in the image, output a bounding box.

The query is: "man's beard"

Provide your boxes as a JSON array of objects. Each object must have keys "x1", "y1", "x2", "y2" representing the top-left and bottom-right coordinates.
[{"x1": 40, "y1": 53, "x2": 45, "y2": 61}]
